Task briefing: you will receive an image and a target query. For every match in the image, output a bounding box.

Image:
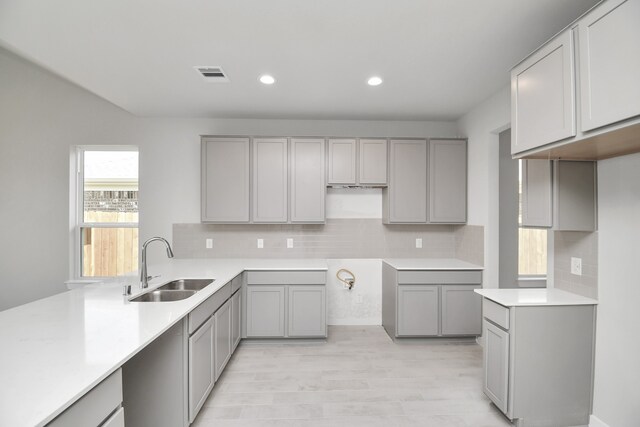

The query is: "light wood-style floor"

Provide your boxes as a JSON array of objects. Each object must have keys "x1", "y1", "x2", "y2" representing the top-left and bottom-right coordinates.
[{"x1": 193, "y1": 326, "x2": 512, "y2": 427}]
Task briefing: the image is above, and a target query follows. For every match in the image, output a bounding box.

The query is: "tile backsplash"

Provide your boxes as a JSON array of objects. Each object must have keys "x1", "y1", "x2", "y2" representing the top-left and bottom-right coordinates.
[
  {"x1": 554, "y1": 231, "x2": 598, "y2": 299},
  {"x1": 173, "y1": 219, "x2": 484, "y2": 263}
]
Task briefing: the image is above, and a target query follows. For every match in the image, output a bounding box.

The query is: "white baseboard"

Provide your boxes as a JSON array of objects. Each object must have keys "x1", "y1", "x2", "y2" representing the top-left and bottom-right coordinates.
[{"x1": 590, "y1": 415, "x2": 610, "y2": 427}]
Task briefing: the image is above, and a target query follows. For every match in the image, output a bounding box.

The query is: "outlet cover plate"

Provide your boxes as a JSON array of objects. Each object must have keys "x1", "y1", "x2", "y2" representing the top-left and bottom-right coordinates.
[{"x1": 571, "y1": 257, "x2": 582, "y2": 276}]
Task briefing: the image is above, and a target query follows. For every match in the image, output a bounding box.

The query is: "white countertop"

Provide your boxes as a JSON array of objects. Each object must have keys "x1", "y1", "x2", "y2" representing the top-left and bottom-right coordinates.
[
  {"x1": 383, "y1": 258, "x2": 483, "y2": 270},
  {"x1": 475, "y1": 288, "x2": 598, "y2": 307},
  {"x1": 0, "y1": 258, "x2": 327, "y2": 427}
]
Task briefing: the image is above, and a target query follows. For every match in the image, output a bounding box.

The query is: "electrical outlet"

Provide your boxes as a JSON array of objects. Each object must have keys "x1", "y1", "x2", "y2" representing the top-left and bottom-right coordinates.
[
  {"x1": 571, "y1": 257, "x2": 582, "y2": 276},
  {"x1": 205, "y1": 238, "x2": 213, "y2": 249},
  {"x1": 287, "y1": 238, "x2": 294, "y2": 248},
  {"x1": 415, "y1": 238, "x2": 423, "y2": 249},
  {"x1": 257, "y1": 238, "x2": 264, "y2": 249}
]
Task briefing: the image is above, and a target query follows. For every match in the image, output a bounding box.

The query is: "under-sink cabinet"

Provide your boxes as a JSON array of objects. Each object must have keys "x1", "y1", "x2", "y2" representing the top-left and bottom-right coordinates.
[
  {"x1": 122, "y1": 274, "x2": 242, "y2": 427},
  {"x1": 382, "y1": 265, "x2": 482, "y2": 338},
  {"x1": 480, "y1": 297, "x2": 596, "y2": 426},
  {"x1": 48, "y1": 369, "x2": 123, "y2": 427},
  {"x1": 244, "y1": 271, "x2": 327, "y2": 339}
]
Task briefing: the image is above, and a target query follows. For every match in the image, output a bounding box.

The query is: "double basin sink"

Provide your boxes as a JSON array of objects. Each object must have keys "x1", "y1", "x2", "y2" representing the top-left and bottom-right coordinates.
[{"x1": 131, "y1": 279, "x2": 215, "y2": 302}]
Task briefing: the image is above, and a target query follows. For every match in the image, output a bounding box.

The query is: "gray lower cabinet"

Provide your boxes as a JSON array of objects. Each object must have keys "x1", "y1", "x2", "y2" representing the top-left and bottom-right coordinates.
[
  {"x1": 214, "y1": 299, "x2": 232, "y2": 381},
  {"x1": 246, "y1": 285, "x2": 286, "y2": 337},
  {"x1": 253, "y1": 138, "x2": 288, "y2": 223},
  {"x1": 201, "y1": 137, "x2": 250, "y2": 223},
  {"x1": 428, "y1": 139, "x2": 467, "y2": 223},
  {"x1": 245, "y1": 271, "x2": 327, "y2": 339},
  {"x1": 49, "y1": 369, "x2": 123, "y2": 427},
  {"x1": 397, "y1": 285, "x2": 439, "y2": 336},
  {"x1": 384, "y1": 139, "x2": 428, "y2": 223},
  {"x1": 481, "y1": 297, "x2": 596, "y2": 426},
  {"x1": 382, "y1": 264, "x2": 482, "y2": 339},
  {"x1": 188, "y1": 316, "x2": 214, "y2": 422},
  {"x1": 483, "y1": 319, "x2": 509, "y2": 413},
  {"x1": 288, "y1": 285, "x2": 326, "y2": 337},
  {"x1": 441, "y1": 285, "x2": 482, "y2": 336},
  {"x1": 231, "y1": 290, "x2": 241, "y2": 352},
  {"x1": 290, "y1": 138, "x2": 325, "y2": 223},
  {"x1": 521, "y1": 159, "x2": 597, "y2": 231}
]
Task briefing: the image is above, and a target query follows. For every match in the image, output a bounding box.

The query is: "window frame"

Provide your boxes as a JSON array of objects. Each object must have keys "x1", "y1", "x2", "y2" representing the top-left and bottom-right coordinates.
[{"x1": 71, "y1": 145, "x2": 139, "y2": 280}]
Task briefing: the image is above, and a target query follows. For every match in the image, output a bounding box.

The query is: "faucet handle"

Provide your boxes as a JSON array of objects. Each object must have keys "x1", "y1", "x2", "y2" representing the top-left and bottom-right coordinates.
[{"x1": 146, "y1": 275, "x2": 161, "y2": 282}]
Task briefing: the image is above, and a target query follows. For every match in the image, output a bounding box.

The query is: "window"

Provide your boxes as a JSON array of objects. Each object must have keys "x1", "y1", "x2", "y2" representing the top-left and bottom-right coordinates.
[
  {"x1": 74, "y1": 147, "x2": 139, "y2": 277},
  {"x1": 518, "y1": 159, "x2": 547, "y2": 276}
]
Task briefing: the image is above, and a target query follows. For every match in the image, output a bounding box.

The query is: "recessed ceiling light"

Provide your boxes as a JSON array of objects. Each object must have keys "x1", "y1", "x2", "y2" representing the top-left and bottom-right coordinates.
[
  {"x1": 259, "y1": 74, "x2": 275, "y2": 85},
  {"x1": 367, "y1": 76, "x2": 383, "y2": 86}
]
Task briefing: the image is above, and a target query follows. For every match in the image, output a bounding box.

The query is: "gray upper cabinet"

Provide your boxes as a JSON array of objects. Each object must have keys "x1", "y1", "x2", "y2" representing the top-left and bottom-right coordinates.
[
  {"x1": 384, "y1": 139, "x2": 428, "y2": 223},
  {"x1": 521, "y1": 159, "x2": 553, "y2": 228},
  {"x1": 511, "y1": 30, "x2": 576, "y2": 155},
  {"x1": 428, "y1": 139, "x2": 467, "y2": 223},
  {"x1": 327, "y1": 138, "x2": 357, "y2": 185},
  {"x1": 579, "y1": 0, "x2": 640, "y2": 132},
  {"x1": 252, "y1": 138, "x2": 288, "y2": 223},
  {"x1": 290, "y1": 138, "x2": 325, "y2": 223},
  {"x1": 521, "y1": 160, "x2": 596, "y2": 231},
  {"x1": 201, "y1": 137, "x2": 250, "y2": 222},
  {"x1": 358, "y1": 139, "x2": 388, "y2": 185},
  {"x1": 554, "y1": 161, "x2": 597, "y2": 231}
]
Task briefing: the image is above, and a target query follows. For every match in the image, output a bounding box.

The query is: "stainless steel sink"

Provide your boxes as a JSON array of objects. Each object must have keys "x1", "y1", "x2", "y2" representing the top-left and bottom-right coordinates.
[
  {"x1": 130, "y1": 279, "x2": 214, "y2": 302},
  {"x1": 157, "y1": 279, "x2": 214, "y2": 292},
  {"x1": 131, "y1": 289, "x2": 197, "y2": 302}
]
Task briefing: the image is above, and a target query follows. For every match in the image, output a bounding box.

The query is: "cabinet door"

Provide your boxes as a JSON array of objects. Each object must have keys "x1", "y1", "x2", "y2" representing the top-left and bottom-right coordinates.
[
  {"x1": 252, "y1": 138, "x2": 288, "y2": 223},
  {"x1": 359, "y1": 139, "x2": 388, "y2": 185},
  {"x1": 521, "y1": 160, "x2": 553, "y2": 228},
  {"x1": 290, "y1": 138, "x2": 325, "y2": 223},
  {"x1": 327, "y1": 139, "x2": 357, "y2": 185},
  {"x1": 214, "y1": 299, "x2": 232, "y2": 381},
  {"x1": 579, "y1": 0, "x2": 640, "y2": 131},
  {"x1": 201, "y1": 137, "x2": 250, "y2": 222},
  {"x1": 396, "y1": 285, "x2": 438, "y2": 336},
  {"x1": 102, "y1": 407, "x2": 125, "y2": 427},
  {"x1": 483, "y1": 320, "x2": 510, "y2": 414},
  {"x1": 288, "y1": 285, "x2": 326, "y2": 337},
  {"x1": 189, "y1": 316, "x2": 214, "y2": 422},
  {"x1": 511, "y1": 31, "x2": 576, "y2": 154},
  {"x1": 554, "y1": 161, "x2": 597, "y2": 231},
  {"x1": 441, "y1": 285, "x2": 481, "y2": 336},
  {"x1": 428, "y1": 139, "x2": 467, "y2": 223},
  {"x1": 231, "y1": 291, "x2": 241, "y2": 352},
  {"x1": 387, "y1": 139, "x2": 427, "y2": 223},
  {"x1": 246, "y1": 286, "x2": 286, "y2": 337}
]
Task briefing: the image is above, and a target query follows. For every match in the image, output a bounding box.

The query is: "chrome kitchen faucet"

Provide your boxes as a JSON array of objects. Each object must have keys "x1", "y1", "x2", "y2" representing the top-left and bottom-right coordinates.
[{"x1": 140, "y1": 237, "x2": 174, "y2": 289}]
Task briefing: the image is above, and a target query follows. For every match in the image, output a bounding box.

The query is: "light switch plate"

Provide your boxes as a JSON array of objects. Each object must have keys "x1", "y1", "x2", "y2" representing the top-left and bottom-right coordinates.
[
  {"x1": 415, "y1": 238, "x2": 423, "y2": 249},
  {"x1": 571, "y1": 257, "x2": 582, "y2": 276},
  {"x1": 205, "y1": 238, "x2": 213, "y2": 249},
  {"x1": 286, "y1": 238, "x2": 294, "y2": 248},
  {"x1": 257, "y1": 238, "x2": 264, "y2": 249}
]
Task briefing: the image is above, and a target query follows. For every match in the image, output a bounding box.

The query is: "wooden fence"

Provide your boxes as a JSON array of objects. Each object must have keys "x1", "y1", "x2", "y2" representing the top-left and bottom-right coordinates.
[
  {"x1": 518, "y1": 228, "x2": 547, "y2": 275},
  {"x1": 82, "y1": 212, "x2": 138, "y2": 277}
]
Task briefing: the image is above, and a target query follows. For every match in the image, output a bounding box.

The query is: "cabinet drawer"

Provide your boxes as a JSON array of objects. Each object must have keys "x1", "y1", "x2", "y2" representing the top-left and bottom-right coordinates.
[
  {"x1": 483, "y1": 298, "x2": 510, "y2": 330},
  {"x1": 48, "y1": 369, "x2": 122, "y2": 427},
  {"x1": 102, "y1": 407, "x2": 125, "y2": 427},
  {"x1": 397, "y1": 270, "x2": 482, "y2": 285},
  {"x1": 246, "y1": 271, "x2": 326, "y2": 285},
  {"x1": 189, "y1": 282, "x2": 231, "y2": 334}
]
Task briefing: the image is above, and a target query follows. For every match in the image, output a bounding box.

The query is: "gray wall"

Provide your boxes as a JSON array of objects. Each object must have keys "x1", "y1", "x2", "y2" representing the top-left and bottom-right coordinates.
[
  {"x1": 592, "y1": 153, "x2": 640, "y2": 427},
  {"x1": 0, "y1": 46, "x2": 459, "y2": 310},
  {"x1": 498, "y1": 129, "x2": 519, "y2": 288}
]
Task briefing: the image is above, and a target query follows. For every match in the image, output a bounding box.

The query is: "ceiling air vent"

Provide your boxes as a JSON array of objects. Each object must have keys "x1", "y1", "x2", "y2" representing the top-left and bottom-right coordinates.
[{"x1": 195, "y1": 66, "x2": 229, "y2": 82}]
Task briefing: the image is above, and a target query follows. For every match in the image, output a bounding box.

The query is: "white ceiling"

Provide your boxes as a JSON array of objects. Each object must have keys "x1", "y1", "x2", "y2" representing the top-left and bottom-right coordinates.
[{"x1": 0, "y1": 0, "x2": 599, "y2": 120}]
